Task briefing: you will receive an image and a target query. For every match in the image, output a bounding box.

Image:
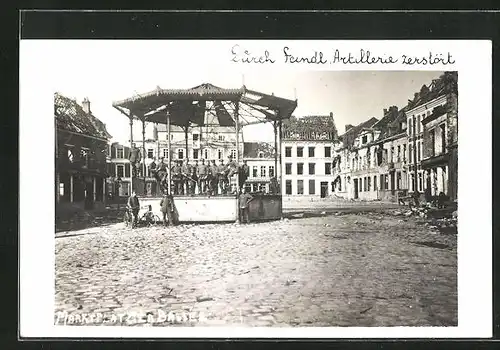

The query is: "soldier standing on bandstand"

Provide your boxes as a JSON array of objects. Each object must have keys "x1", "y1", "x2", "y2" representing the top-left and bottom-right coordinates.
[
  {"x1": 129, "y1": 143, "x2": 142, "y2": 177},
  {"x1": 188, "y1": 161, "x2": 198, "y2": 195},
  {"x1": 171, "y1": 160, "x2": 182, "y2": 195},
  {"x1": 217, "y1": 159, "x2": 227, "y2": 195},
  {"x1": 181, "y1": 159, "x2": 192, "y2": 195},
  {"x1": 197, "y1": 158, "x2": 209, "y2": 195},
  {"x1": 209, "y1": 160, "x2": 219, "y2": 195}
]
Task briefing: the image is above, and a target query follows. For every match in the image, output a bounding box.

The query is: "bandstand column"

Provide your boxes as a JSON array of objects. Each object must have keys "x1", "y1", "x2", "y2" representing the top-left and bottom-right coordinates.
[
  {"x1": 166, "y1": 110, "x2": 172, "y2": 195},
  {"x1": 273, "y1": 120, "x2": 278, "y2": 181},
  {"x1": 234, "y1": 100, "x2": 240, "y2": 223},
  {"x1": 129, "y1": 113, "x2": 134, "y2": 192},
  {"x1": 70, "y1": 174, "x2": 74, "y2": 203},
  {"x1": 142, "y1": 118, "x2": 146, "y2": 195}
]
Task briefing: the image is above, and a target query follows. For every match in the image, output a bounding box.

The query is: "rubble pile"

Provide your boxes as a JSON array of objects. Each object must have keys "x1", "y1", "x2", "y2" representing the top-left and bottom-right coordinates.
[{"x1": 390, "y1": 206, "x2": 457, "y2": 235}]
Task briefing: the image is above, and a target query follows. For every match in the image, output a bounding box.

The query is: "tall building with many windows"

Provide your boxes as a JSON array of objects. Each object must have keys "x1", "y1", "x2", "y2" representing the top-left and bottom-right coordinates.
[
  {"x1": 281, "y1": 114, "x2": 338, "y2": 197},
  {"x1": 242, "y1": 142, "x2": 276, "y2": 193}
]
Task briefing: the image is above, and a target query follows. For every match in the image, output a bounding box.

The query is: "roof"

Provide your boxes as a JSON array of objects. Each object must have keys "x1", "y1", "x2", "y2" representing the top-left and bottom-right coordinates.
[
  {"x1": 282, "y1": 115, "x2": 338, "y2": 141},
  {"x1": 338, "y1": 117, "x2": 379, "y2": 149},
  {"x1": 55, "y1": 93, "x2": 111, "y2": 140},
  {"x1": 407, "y1": 71, "x2": 458, "y2": 111},
  {"x1": 112, "y1": 83, "x2": 297, "y2": 127},
  {"x1": 243, "y1": 142, "x2": 275, "y2": 158}
]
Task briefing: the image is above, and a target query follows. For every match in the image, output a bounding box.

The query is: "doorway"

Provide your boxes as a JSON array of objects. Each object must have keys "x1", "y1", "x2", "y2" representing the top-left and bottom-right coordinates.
[
  {"x1": 320, "y1": 182, "x2": 328, "y2": 198},
  {"x1": 353, "y1": 178, "x2": 359, "y2": 199}
]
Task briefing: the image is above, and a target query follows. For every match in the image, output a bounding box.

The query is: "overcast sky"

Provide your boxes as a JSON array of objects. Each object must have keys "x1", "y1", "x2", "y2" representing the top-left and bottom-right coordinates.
[{"x1": 47, "y1": 41, "x2": 443, "y2": 143}]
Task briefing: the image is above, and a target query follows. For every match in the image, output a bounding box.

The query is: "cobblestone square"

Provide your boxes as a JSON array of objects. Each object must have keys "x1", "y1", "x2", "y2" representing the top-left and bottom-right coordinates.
[{"x1": 55, "y1": 211, "x2": 457, "y2": 327}]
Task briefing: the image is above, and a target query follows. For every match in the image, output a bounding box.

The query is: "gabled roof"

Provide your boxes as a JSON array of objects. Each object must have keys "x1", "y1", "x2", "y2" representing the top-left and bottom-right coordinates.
[
  {"x1": 282, "y1": 115, "x2": 338, "y2": 141},
  {"x1": 243, "y1": 142, "x2": 275, "y2": 158},
  {"x1": 338, "y1": 117, "x2": 379, "y2": 149},
  {"x1": 55, "y1": 93, "x2": 111, "y2": 140}
]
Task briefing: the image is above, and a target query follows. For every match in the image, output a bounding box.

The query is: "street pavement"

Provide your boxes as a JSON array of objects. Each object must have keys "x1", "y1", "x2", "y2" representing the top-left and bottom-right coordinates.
[{"x1": 54, "y1": 211, "x2": 457, "y2": 327}]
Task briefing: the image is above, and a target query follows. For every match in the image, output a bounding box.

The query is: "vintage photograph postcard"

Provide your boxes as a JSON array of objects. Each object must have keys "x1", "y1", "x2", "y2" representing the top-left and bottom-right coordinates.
[{"x1": 19, "y1": 39, "x2": 491, "y2": 338}]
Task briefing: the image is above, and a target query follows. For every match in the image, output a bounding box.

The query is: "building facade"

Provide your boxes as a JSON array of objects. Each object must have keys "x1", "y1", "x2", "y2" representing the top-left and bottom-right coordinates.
[
  {"x1": 243, "y1": 142, "x2": 276, "y2": 193},
  {"x1": 281, "y1": 114, "x2": 339, "y2": 198},
  {"x1": 331, "y1": 71, "x2": 458, "y2": 204},
  {"x1": 55, "y1": 94, "x2": 111, "y2": 212}
]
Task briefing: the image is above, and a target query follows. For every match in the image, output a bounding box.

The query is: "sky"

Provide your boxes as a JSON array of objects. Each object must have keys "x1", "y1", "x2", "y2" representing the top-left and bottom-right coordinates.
[{"x1": 45, "y1": 41, "x2": 444, "y2": 143}]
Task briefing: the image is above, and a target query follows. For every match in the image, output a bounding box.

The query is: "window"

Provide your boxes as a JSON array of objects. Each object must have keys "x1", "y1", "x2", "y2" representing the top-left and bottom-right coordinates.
[
  {"x1": 260, "y1": 166, "x2": 266, "y2": 177},
  {"x1": 285, "y1": 147, "x2": 292, "y2": 157},
  {"x1": 308, "y1": 163, "x2": 316, "y2": 175},
  {"x1": 178, "y1": 149, "x2": 184, "y2": 159},
  {"x1": 325, "y1": 162, "x2": 332, "y2": 175},
  {"x1": 269, "y1": 166, "x2": 275, "y2": 178},
  {"x1": 324, "y1": 146, "x2": 331, "y2": 158},
  {"x1": 285, "y1": 180, "x2": 292, "y2": 195},
  {"x1": 362, "y1": 135, "x2": 368, "y2": 144},
  {"x1": 418, "y1": 173, "x2": 423, "y2": 192},
  {"x1": 252, "y1": 166, "x2": 258, "y2": 178},
  {"x1": 440, "y1": 124, "x2": 446, "y2": 154},
  {"x1": 417, "y1": 142, "x2": 421, "y2": 162},
  {"x1": 397, "y1": 145, "x2": 401, "y2": 162},
  {"x1": 80, "y1": 148, "x2": 89, "y2": 167},
  {"x1": 374, "y1": 175, "x2": 378, "y2": 190},
  {"x1": 384, "y1": 174, "x2": 389, "y2": 190},
  {"x1": 297, "y1": 180, "x2": 304, "y2": 195},
  {"x1": 430, "y1": 129, "x2": 436, "y2": 157},
  {"x1": 203, "y1": 149, "x2": 209, "y2": 159},
  {"x1": 230, "y1": 149, "x2": 237, "y2": 159},
  {"x1": 297, "y1": 147, "x2": 304, "y2": 157},
  {"x1": 403, "y1": 144, "x2": 407, "y2": 162},
  {"x1": 409, "y1": 144, "x2": 413, "y2": 163},
  {"x1": 218, "y1": 149, "x2": 223, "y2": 160},
  {"x1": 367, "y1": 176, "x2": 371, "y2": 191},
  {"x1": 193, "y1": 149, "x2": 199, "y2": 159},
  {"x1": 308, "y1": 146, "x2": 315, "y2": 157},
  {"x1": 397, "y1": 172, "x2": 402, "y2": 190},
  {"x1": 163, "y1": 148, "x2": 169, "y2": 159},
  {"x1": 309, "y1": 180, "x2": 315, "y2": 194},
  {"x1": 117, "y1": 164, "x2": 124, "y2": 178},
  {"x1": 218, "y1": 134, "x2": 225, "y2": 142},
  {"x1": 285, "y1": 163, "x2": 292, "y2": 175},
  {"x1": 67, "y1": 148, "x2": 74, "y2": 163},
  {"x1": 252, "y1": 183, "x2": 259, "y2": 192},
  {"x1": 297, "y1": 163, "x2": 304, "y2": 175},
  {"x1": 147, "y1": 149, "x2": 154, "y2": 159},
  {"x1": 413, "y1": 118, "x2": 417, "y2": 137},
  {"x1": 193, "y1": 134, "x2": 200, "y2": 141},
  {"x1": 338, "y1": 177, "x2": 342, "y2": 191},
  {"x1": 258, "y1": 151, "x2": 264, "y2": 158},
  {"x1": 390, "y1": 147, "x2": 395, "y2": 163},
  {"x1": 117, "y1": 147, "x2": 124, "y2": 159}
]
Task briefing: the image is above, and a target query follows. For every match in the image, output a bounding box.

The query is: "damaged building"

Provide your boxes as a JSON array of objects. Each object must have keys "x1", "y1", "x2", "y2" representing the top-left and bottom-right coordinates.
[
  {"x1": 281, "y1": 113, "x2": 339, "y2": 197},
  {"x1": 331, "y1": 71, "x2": 458, "y2": 204},
  {"x1": 55, "y1": 93, "x2": 112, "y2": 213}
]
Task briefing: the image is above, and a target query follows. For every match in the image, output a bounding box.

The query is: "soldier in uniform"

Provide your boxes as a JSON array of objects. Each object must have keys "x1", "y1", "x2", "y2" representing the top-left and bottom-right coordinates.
[
  {"x1": 171, "y1": 160, "x2": 182, "y2": 195},
  {"x1": 181, "y1": 159, "x2": 192, "y2": 195},
  {"x1": 209, "y1": 160, "x2": 219, "y2": 195},
  {"x1": 197, "y1": 158, "x2": 209, "y2": 194},
  {"x1": 239, "y1": 160, "x2": 250, "y2": 189},
  {"x1": 188, "y1": 161, "x2": 198, "y2": 195},
  {"x1": 156, "y1": 157, "x2": 168, "y2": 192},
  {"x1": 129, "y1": 143, "x2": 142, "y2": 177},
  {"x1": 217, "y1": 159, "x2": 227, "y2": 194}
]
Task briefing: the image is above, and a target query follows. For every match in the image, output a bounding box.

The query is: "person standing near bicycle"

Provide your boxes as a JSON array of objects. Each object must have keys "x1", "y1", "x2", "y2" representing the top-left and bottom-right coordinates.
[
  {"x1": 160, "y1": 192, "x2": 175, "y2": 226},
  {"x1": 127, "y1": 190, "x2": 140, "y2": 227}
]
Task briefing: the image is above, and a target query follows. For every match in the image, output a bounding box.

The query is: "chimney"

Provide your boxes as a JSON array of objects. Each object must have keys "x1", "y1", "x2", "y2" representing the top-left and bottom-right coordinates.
[
  {"x1": 383, "y1": 108, "x2": 388, "y2": 116},
  {"x1": 82, "y1": 97, "x2": 91, "y2": 114},
  {"x1": 345, "y1": 124, "x2": 354, "y2": 132},
  {"x1": 329, "y1": 112, "x2": 333, "y2": 118}
]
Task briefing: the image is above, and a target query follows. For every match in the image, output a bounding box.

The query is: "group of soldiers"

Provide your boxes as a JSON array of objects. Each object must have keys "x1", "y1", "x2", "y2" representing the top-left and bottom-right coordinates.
[{"x1": 148, "y1": 155, "x2": 249, "y2": 196}]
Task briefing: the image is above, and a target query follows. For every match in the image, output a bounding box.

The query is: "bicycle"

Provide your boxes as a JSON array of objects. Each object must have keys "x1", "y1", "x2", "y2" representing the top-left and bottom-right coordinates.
[{"x1": 124, "y1": 205, "x2": 160, "y2": 228}]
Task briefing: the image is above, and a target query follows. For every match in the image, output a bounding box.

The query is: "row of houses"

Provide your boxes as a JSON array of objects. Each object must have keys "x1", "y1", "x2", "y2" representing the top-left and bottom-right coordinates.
[
  {"x1": 55, "y1": 71, "x2": 458, "y2": 212},
  {"x1": 328, "y1": 71, "x2": 458, "y2": 203}
]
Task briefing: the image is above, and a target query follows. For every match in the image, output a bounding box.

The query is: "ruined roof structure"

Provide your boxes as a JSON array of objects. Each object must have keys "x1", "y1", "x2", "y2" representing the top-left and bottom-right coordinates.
[
  {"x1": 55, "y1": 93, "x2": 111, "y2": 140},
  {"x1": 243, "y1": 142, "x2": 275, "y2": 158},
  {"x1": 407, "y1": 71, "x2": 458, "y2": 110},
  {"x1": 282, "y1": 114, "x2": 338, "y2": 141},
  {"x1": 337, "y1": 117, "x2": 379, "y2": 150}
]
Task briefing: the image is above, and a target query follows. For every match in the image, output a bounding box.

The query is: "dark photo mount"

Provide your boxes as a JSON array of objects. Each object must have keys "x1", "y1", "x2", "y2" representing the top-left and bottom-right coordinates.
[{"x1": 9, "y1": 8, "x2": 500, "y2": 350}]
